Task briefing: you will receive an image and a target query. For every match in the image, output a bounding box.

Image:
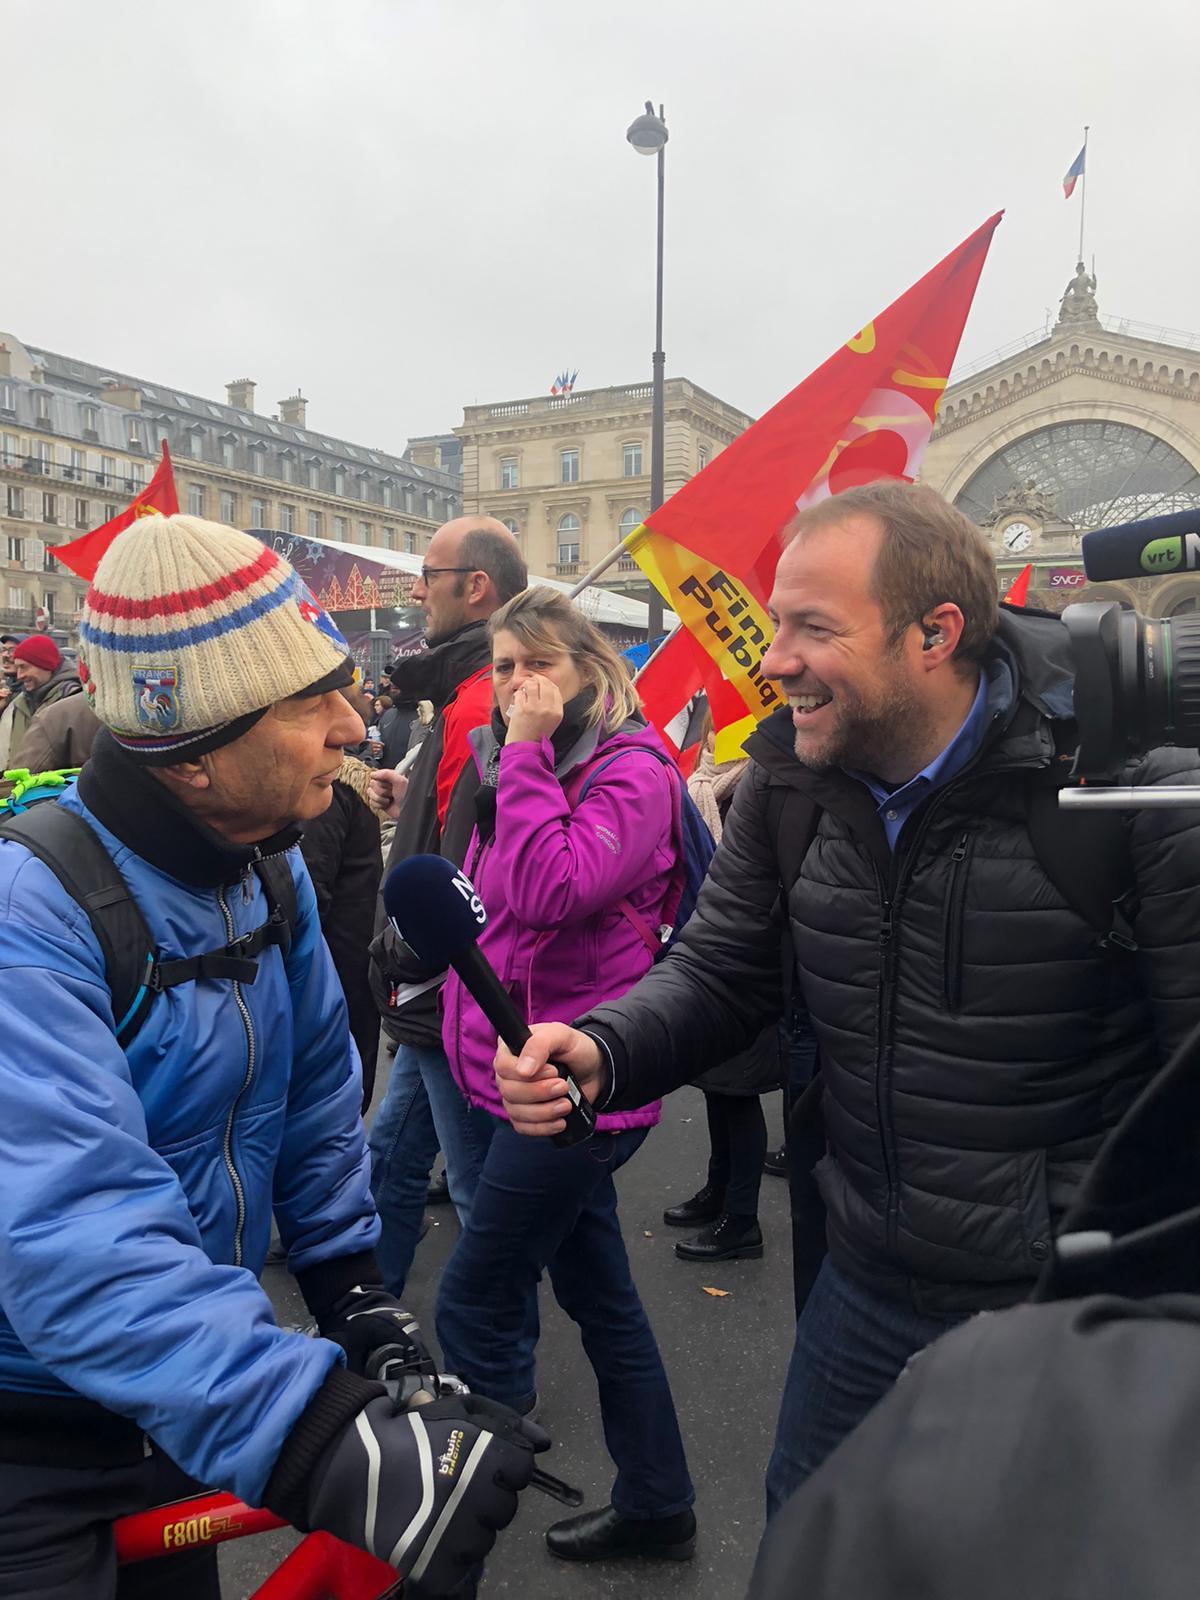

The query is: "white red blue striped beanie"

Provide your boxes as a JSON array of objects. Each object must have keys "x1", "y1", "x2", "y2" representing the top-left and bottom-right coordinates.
[{"x1": 78, "y1": 514, "x2": 354, "y2": 764}]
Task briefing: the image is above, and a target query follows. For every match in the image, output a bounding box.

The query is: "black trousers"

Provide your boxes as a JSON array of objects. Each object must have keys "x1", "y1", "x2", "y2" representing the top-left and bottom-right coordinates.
[
  {"x1": 0, "y1": 1450, "x2": 220, "y2": 1600},
  {"x1": 704, "y1": 1092, "x2": 768, "y2": 1217}
]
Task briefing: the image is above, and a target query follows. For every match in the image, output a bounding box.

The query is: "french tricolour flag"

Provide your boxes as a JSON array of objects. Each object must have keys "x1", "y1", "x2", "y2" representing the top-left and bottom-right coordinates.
[{"x1": 1063, "y1": 144, "x2": 1086, "y2": 198}]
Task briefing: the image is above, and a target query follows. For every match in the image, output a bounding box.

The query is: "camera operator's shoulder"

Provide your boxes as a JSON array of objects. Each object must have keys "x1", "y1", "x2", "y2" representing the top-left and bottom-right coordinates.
[
  {"x1": 1129, "y1": 748, "x2": 1200, "y2": 853},
  {"x1": 1134, "y1": 746, "x2": 1200, "y2": 788}
]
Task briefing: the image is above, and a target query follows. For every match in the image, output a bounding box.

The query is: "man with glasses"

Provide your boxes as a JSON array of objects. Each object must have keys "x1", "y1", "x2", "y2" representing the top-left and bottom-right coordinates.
[{"x1": 367, "y1": 517, "x2": 527, "y2": 1298}]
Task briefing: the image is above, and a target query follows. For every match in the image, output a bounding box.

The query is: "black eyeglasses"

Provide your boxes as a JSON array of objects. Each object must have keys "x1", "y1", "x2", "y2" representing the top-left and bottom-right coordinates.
[{"x1": 419, "y1": 565, "x2": 476, "y2": 585}]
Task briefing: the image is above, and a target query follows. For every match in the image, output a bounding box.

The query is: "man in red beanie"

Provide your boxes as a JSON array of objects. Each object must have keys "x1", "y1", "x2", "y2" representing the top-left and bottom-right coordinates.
[{"x1": 7, "y1": 636, "x2": 81, "y2": 761}]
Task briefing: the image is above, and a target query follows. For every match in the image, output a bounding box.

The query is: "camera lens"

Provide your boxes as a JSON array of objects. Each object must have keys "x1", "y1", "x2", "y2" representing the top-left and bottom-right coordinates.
[{"x1": 1064, "y1": 601, "x2": 1200, "y2": 778}]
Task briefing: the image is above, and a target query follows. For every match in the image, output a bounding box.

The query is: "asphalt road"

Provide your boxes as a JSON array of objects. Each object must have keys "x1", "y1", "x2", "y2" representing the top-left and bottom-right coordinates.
[{"x1": 220, "y1": 1070, "x2": 795, "y2": 1600}]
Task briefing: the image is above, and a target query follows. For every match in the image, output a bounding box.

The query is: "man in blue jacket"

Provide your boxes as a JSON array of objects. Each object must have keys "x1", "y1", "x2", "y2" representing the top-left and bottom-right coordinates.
[{"x1": 0, "y1": 514, "x2": 542, "y2": 1600}]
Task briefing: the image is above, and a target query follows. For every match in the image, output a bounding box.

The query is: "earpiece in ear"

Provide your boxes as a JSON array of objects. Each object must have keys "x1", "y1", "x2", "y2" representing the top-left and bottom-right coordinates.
[{"x1": 921, "y1": 626, "x2": 943, "y2": 653}]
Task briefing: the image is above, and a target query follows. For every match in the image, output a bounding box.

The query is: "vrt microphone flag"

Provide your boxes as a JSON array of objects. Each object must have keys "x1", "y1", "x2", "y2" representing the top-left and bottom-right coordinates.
[
  {"x1": 625, "y1": 213, "x2": 1003, "y2": 760},
  {"x1": 52, "y1": 440, "x2": 180, "y2": 580}
]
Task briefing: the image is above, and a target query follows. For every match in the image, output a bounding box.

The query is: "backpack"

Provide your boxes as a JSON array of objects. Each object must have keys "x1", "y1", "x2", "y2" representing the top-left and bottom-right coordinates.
[
  {"x1": 0, "y1": 776, "x2": 298, "y2": 1049},
  {"x1": 568, "y1": 744, "x2": 716, "y2": 961}
]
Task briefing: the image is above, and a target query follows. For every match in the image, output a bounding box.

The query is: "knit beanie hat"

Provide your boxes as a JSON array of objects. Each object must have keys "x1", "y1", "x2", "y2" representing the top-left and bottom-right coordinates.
[
  {"x1": 12, "y1": 635, "x2": 62, "y2": 673},
  {"x1": 78, "y1": 514, "x2": 355, "y2": 764}
]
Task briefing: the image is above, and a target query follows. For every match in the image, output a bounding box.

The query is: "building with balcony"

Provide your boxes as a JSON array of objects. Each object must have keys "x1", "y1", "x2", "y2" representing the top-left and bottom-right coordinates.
[
  {"x1": 454, "y1": 378, "x2": 752, "y2": 589},
  {"x1": 0, "y1": 331, "x2": 462, "y2": 638}
]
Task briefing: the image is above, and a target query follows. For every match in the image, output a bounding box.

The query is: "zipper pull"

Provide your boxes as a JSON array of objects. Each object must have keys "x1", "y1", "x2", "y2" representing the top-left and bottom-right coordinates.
[
  {"x1": 241, "y1": 870, "x2": 253, "y2": 905},
  {"x1": 880, "y1": 903, "x2": 894, "y2": 945},
  {"x1": 951, "y1": 832, "x2": 969, "y2": 862}
]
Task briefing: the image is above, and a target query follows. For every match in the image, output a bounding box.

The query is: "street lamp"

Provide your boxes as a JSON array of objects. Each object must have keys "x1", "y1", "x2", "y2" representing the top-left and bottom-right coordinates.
[{"x1": 627, "y1": 100, "x2": 668, "y2": 644}]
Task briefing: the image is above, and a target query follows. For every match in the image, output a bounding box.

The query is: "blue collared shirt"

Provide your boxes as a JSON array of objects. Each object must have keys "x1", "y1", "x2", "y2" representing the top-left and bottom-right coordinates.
[{"x1": 847, "y1": 670, "x2": 991, "y2": 850}]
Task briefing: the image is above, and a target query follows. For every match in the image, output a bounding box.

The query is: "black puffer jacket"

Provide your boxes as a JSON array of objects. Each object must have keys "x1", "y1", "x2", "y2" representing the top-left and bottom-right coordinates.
[{"x1": 584, "y1": 609, "x2": 1200, "y2": 1314}]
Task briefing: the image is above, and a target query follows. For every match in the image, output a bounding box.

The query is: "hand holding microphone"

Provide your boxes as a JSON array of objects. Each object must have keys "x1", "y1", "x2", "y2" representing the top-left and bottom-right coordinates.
[{"x1": 382, "y1": 856, "x2": 598, "y2": 1147}]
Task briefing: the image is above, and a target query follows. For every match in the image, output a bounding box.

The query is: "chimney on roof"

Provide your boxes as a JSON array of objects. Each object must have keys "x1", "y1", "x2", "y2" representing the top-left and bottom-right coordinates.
[
  {"x1": 102, "y1": 378, "x2": 142, "y2": 410},
  {"x1": 227, "y1": 378, "x2": 256, "y2": 411},
  {"x1": 278, "y1": 391, "x2": 307, "y2": 427}
]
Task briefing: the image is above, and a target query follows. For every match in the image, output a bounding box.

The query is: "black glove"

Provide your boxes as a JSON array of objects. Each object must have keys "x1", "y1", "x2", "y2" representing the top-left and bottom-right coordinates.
[
  {"x1": 305, "y1": 1391, "x2": 548, "y2": 1591},
  {"x1": 318, "y1": 1283, "x2": 435, "y2": 1384}
]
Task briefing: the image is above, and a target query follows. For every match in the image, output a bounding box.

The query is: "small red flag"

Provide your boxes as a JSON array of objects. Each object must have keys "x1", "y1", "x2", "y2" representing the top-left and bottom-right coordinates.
[
  {"x1": 52, "y1": 440, "x2": 180, "y2": 580},
  {"x1": 1004, "y1": 562, "x2": 1033, "y2": 608}
]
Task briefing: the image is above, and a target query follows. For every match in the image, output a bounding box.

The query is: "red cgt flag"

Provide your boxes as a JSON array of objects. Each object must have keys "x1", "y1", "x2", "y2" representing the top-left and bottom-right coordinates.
[
  {"x1": 53, "y1": 440, "x2": 180, "y2": 580},
  {"x1": 629, "y1": 213, "x2": 1003, "y2": 758}
]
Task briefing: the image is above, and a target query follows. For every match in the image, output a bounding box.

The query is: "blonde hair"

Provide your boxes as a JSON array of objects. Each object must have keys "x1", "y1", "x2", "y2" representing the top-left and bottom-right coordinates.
[{"x1": 488, "y1": 587, "x2": 640, "y2": 734}]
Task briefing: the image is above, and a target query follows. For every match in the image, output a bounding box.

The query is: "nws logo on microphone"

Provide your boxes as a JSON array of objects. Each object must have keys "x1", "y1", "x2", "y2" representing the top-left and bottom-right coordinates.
[{"x1": 451, "y1": 870, "x2": 487, "y2": 927}]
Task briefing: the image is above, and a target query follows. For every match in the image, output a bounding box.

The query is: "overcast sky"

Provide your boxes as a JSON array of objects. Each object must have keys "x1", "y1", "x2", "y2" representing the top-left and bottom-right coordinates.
[{"x1": 6, "y1": 0, "x2": 1197, "y2": 452}]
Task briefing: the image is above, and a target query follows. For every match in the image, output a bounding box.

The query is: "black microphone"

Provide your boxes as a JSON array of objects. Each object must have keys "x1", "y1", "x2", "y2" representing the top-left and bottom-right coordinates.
[
  {"x1": 1081, "y1": 509, "x2": 1200, "y2": 582},
  {"x1": 382, "y1": 855, "x2": 597, "y2": 1147}
]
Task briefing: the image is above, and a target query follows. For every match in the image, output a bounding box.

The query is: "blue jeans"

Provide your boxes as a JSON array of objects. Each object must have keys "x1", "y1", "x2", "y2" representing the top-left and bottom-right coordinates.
[
  {"x1": 765, "y1": 1257, "x2": 963, "y2": 1518},
  {"x1": 368, "y1": 1043, "x2": 494, "y2": 1298},
  {"x1": 436, "y1": 1119, "x2": 694, "y2": 1521}
]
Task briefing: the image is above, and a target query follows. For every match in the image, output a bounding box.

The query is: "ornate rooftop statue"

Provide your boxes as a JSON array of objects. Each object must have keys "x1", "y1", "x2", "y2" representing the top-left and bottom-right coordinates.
[{"x1": 1057, "y1": 261, "x2": 1099, "y2": 327}]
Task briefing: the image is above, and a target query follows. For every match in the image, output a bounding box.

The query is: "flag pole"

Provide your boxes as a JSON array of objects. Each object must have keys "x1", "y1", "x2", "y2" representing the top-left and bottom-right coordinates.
[
  {"x1": 1077, "y1": 124, "x2": 1089, "y2": 262},
  {"x1": 567, "y1": 538, "x2": 634, "y2": 598},
  {"x1": 632, "y1": 626, "x2": 677, "y2": 683}
]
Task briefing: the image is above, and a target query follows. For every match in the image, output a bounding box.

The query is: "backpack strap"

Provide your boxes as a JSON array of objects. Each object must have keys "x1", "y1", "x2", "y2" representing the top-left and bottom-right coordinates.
[
  {"x1": 0, "y1": 804, "x2": 157, "y2": 1045},
  {"x1": 567, "y1": 745, "x2": 685, "y2": 953},
  {"x1": 1026, "y1": 723, "x2": 1137, "y2": 950},
  {"x1": 255, "y1": 855, "x2": 297, "y2": 961},
  {"x1": 0, "y1": 808, "x2": 300, "y2": 1044}
]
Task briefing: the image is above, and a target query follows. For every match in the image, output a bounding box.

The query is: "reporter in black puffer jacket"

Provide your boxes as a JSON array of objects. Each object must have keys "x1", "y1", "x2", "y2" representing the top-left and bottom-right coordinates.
[{"x1": 491, "y1": 482, "x2": 1200, "y2": 1533}]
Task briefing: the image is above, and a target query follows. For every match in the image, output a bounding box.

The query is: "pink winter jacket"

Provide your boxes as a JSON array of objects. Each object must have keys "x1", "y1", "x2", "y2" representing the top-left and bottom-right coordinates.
[{"x1": 441, "y1": 719, "x2": 679, "y2": 1130}]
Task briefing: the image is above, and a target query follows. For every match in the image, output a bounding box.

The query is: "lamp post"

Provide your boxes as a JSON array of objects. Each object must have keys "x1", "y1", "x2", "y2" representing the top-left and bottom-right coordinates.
[{"x1": 626, "y1": 100, "x2": 668, "y2": 643}]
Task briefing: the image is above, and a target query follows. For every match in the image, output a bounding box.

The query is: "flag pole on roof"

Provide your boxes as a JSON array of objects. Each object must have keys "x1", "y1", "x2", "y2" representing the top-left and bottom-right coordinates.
[{"x1": 1063, "y1": 128, "x2": 1089, "y2": 262}]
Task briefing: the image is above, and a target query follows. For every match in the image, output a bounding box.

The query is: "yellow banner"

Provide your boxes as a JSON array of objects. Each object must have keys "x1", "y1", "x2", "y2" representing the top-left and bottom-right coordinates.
[{"x1": 629, "y1": 526, "x2": 783, "y2": 762}]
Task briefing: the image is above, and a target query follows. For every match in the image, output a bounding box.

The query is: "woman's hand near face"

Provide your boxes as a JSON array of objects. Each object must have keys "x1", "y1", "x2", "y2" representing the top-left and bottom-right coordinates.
[{"x1": 505, "y1": 675, "x2": 565, "y2": 744}]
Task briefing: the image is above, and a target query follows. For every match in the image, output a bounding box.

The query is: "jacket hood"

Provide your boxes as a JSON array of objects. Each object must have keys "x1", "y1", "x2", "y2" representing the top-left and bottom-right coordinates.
[
  {"x1": 386, "y1": 620, "x2": 491, "y2": 710},
  {"x1": 28, "y1": 662, "x2": 83, "y2": 709}
]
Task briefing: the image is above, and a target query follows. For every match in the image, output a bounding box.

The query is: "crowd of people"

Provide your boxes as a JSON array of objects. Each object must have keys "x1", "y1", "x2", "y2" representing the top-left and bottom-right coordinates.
[{"x1": 0, "y1": 484, "x2": 1197, "y2": 1599}]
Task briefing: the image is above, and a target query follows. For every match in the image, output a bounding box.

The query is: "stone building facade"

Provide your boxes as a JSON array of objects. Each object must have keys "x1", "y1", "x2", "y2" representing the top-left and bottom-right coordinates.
[
  {"x1": 921, "y1": 263, "x2": 1200, "y2": 617},
  {"x1": 454, "y1": 378, "x2": 752, "y2": 590},
  {"x1": 0, "y1": 332, "x2": 460, "y2": 638}
]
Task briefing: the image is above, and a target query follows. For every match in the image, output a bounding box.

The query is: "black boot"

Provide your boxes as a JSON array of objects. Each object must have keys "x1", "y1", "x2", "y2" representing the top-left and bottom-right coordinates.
[
  {"x1": 426, "y1": 1167, "x2": 451, "y2": 1205},
  {"x1": 675, "y1": 1212, "x2": 763, "y2": 1262},
  {"x1": 763, "y1": 1146, "x2": 788, "y2": 1178},
  {"x1": 663, "y1": 1182, "x2": 724, "y2": 1228},
  {"x1": 546, "y1": 1505, "x2": 696, "y2": 1563}
]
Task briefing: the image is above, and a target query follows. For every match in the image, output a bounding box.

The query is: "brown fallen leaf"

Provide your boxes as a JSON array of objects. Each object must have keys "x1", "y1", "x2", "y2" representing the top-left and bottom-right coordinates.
[{"x1": 702, "y1": 1286, "x2": 731, "y2": 1298}]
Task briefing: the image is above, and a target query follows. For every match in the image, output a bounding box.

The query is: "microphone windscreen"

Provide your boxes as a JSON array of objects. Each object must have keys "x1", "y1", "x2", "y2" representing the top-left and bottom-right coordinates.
[
  {"x1": 1082, "y1": 509, "x2": 1200, "y2": 582},
  {"x1": 382, "y1": 855, "x2": 487, "y2": 969}
]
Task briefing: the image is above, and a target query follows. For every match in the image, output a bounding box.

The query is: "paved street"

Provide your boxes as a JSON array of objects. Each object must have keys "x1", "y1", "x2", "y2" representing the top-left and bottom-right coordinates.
[{"x1": 221, "y1": 1074, "x2": 794, "y2": 1599}]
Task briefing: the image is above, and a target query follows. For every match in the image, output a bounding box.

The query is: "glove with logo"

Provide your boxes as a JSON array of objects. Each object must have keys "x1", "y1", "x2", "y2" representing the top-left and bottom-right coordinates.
[
  {"x1": 268, "y1": 1385, "x2": 548, "y2": 1592},
  {"x1": 318, "y1": 1283, "x2": 435, "y2": 1385}
]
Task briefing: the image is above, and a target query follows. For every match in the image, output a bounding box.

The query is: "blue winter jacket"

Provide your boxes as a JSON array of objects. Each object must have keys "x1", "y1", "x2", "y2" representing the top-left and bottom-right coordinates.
[{"x1": 0, "y1": 779, "x2": 380, "y2": 1503}]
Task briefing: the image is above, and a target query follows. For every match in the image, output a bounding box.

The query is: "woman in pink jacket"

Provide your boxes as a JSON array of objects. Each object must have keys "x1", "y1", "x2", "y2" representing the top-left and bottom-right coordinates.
[{"x1": 435, "y1": 587, "x2": 696, "y2": 1566}]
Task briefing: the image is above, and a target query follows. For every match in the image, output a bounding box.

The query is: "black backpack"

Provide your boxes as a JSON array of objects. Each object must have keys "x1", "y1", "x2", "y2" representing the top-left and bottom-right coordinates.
[{"x1": 0, "y1": 800, "x2": 297, "y2": 1049}]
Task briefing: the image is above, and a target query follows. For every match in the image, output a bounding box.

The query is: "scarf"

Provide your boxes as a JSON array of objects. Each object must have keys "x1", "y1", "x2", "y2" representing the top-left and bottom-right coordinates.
[
  {"x1": 474, "y1": 688, "x2": 598, "y2": 845},
  {"x1": 687, "y1": 744, "x2": 747, "y2": 844}
]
